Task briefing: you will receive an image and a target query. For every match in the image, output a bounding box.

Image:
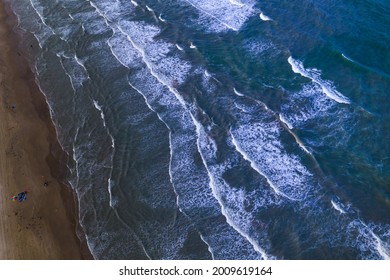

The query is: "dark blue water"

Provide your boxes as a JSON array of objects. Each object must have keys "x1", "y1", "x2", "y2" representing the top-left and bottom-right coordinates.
[{"x1": 7, "y1": 0, "x2": 390, "y2": 259}]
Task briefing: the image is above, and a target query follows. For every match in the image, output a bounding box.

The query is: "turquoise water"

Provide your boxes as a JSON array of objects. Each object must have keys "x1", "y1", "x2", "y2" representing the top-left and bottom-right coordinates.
[{"x1": 7, "y1": 0, "x2": 389, "y2": 259}]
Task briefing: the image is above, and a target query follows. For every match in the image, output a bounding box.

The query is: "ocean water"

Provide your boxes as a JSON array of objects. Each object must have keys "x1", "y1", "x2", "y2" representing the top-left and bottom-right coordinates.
[{"x1": 6, "y1": 0, "x2": 389, "y2": 259}]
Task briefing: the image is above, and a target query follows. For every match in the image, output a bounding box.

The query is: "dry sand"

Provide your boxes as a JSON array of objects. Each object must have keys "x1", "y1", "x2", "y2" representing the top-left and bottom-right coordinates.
[{"x1": 0, "y1": 1, "x2": 91, "y2": 259}]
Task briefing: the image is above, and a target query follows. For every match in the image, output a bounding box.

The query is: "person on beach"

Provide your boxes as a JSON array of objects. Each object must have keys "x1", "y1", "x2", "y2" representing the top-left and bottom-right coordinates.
[{"x1": 11, "y1": 191, "x2": 28, "y2": 202}]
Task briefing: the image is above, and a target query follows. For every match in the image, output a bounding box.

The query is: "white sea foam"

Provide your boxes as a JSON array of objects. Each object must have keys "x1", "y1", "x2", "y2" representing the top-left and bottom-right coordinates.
[
  {"x1": 64, "y1": 1, "x2": 280, "y2": 258},
  {"x1": 68, "y1": 12, "x2": 74, "y2": 21},
  {"x1": 279, "y1": 113, "x2": 293, "y2": 129},
  {"x1": 230, "y1": 101, "x2": 314, "y2": 201},
  {"x1": 131, "y1": 0, "x2": 138, "y2": 7},
  {"x1": 288, "y1": 56, "x2": 350, "y2": 104},
  {"x1": 84, "y1": 3, "x2": 191, "y2": 91},
  {"x1": 243, "y1": 39, "x2": 275, "y2": 59},
  {"x1": 55, "y1": 54, "x2": 75, "y2": 92},
  {"x1": 107, "y1": 29, "x2": 142, "y2": 68},
  {"x1": 69, "y1": 130, "x2": 98, "y2": 259},
  {"x1": 38, "y1": 1, "x2": 81, "y2": 41},
  {"x1": 229, "y1": 0, "x2": 244, "y2": 7},
  {"x1": 158, "y1": 14, "x2": 166, "y2": 22},
  {"x1": 341, "y1": 53, "x2": 354, "y2": 63},
  {"x1": 233, "y1": 88, "x2": 245, "y2": 97},
  {"x1": 278, "y1": 114, "x2": 311, "y2": 154},
  {"x1": 116, "y1": 21, "x2": 191, "y2": 85},
  {"x1": 92, "y1": 100, "x2": 105, "y2": 126},
  {"x1": 80, "y1": 11, "x2": 110, "y2": 35},
  {"x1": 347, "y1": 220, "x2": 390, "y2": 259},
  {"x1": 192, "y1": 116, "x2": 270, "y2": 259},
  {"x1": 92, "y1": 99, "x2": 115, "y2": 150},
  {"x1": 180, "y1": 0, "x2": 255, "y2": 32},
  {"x1": 114, "y1": 38, "x2": 270, "y2": 256},
  {"x1": 259, "y1": 13, "x2": 272, "y2": 21},
  {"x1": 294, "y1": 134, "x2": 311, "y2": 155},
  {"x1": 202, "y1": 69, "x2": 221, "y2": 84},
  {"x1": 331, "y1": 199, "x2": 346, "y2": 214},
  {"x1": 199, "y1": 235, "x2": 215, "y2": 259},
  {"x1": 359, "y1": 221, "x2": 390, "y2": 260},
  {"x1": 115, "y1": 40, "x2": 261, "y2": 259},
  {"x1": 107, "y1": 21, "x2": 189, "y2": 116},
  {"x1": 145, "y1": 5, "x2": 153, "y2": 12},
  {"x1": 30, "y1": 0, "x2": 55, "y2": 33},
  {"x1": 22, "y1": 1, "x2": 55, "y2": 47},
  {"x1": 107, "y1": 179, "x2": 115, "y2": 207},
  {"x1": 369, "y1": 229, "x2": 390, "y2": 260},
  {"x1": 88, "y1": 1, "x2": 111, "y2": 26},
  {"x1": 176, "y1": 44, "x2": 184, "y2": 51},
  {"x1": 230, "y1": 132, "x2": 292, "y2": 200},
  {"x1": 74, "y1": 55, "x2": 90, "y2": 79},
  {"x1": 280, "y1": 83, "x2": 335, "y2": 128},
  {"x1": 23, "y1": 0, "x2": 390, "y2": 260},
  {"x1": 105, "y1": 26, "x2": 247, "y2": 256},
  {"x1": 279, "y1": 80, "x2": 355, "y2": 158},
  {"x1": 233, "y1": 102, "x2": 250, "y2": 113},
  {"x1": 71, "y1": 133, "x2": 81, "y2": 189},
  {"x1": 56, "y1": 53, "x2": 89, "y2": 91}
]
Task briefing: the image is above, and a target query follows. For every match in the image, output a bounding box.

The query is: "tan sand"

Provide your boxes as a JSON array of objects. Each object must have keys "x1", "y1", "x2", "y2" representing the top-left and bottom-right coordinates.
[{"x1": 0, "y1": 1, "x2": 91, "y2": 259}]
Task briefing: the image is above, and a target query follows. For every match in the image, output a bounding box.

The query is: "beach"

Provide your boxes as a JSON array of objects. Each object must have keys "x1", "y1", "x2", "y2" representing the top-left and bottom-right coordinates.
[{"x1": 0, "y1": 0, "x2": 90, "y2": 259}]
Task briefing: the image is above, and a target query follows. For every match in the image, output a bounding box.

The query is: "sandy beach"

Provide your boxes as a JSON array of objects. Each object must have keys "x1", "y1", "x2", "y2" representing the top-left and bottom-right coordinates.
[{"x1": 0, "y1": 1, "x2": 91, "y2": 259}]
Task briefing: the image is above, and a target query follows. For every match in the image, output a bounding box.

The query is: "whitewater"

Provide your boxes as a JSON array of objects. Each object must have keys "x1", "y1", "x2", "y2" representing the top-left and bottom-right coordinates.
[{"x1": 6, "y1": 0, "x2": 390, "y2": 259}]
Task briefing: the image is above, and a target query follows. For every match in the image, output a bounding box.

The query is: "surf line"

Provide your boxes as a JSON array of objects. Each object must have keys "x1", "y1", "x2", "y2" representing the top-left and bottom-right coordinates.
[
  {"x1": 259, "y1": 13, "x2": 272, "y2": 21},
  {"x1": 278, "y1": 113, "x2": 312, "y2": 155},
  {"x1": 182, "y1": 0, "x2": 240, "y2": 31},
  {"x1": 331, "y1": 199, "x2": 347, "y2": 214},
  {"x1": 229, "y1": 130, "x2": 299, "y2": 202},
  {"x1": 288, "y1": 56, "x2": 350, "y2": 104},
  {"x1": 359, "y1": 220, "x2": 390, "y2": 260},
  {"x1": 158, "y1": 14, "x2": 166, "y2": 22},
  {"x1": 192, "y1": 117, "x2": 272, "y2": 260},
  {"x1": 233, "y1": 87, "x2": 245, "y2": 97},
  {"x1": 125, "y1": 80, "x2": 219, "y2": 259},
  {"x1": 342, "y1": 53, "x2": 390, "y2": 80}
]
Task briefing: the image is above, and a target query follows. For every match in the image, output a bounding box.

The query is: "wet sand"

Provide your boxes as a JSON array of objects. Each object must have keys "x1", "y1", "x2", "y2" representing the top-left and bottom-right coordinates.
[{"x1": 0, "y1": 0, "x2": 91, "y2": 259}]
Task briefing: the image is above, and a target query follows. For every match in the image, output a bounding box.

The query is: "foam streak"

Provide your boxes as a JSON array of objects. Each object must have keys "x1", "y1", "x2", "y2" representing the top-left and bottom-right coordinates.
[{"x1": 288, "y1": 56, "x2": 350, "y2": 104}]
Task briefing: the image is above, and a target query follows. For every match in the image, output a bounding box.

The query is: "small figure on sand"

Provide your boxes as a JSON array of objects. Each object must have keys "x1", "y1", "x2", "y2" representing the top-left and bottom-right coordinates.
[
  {"x1": 11, "y1": 191, "x2": 28, "y2": 202},
  {"x1": 41, "y1": 175, "x2": 50, "y2": 187}
]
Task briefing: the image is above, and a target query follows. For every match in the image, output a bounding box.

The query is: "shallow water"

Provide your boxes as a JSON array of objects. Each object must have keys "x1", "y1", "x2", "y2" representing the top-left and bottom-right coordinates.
[{"x1": 7, "y1": 0, "x2": 390, "y2": 259}]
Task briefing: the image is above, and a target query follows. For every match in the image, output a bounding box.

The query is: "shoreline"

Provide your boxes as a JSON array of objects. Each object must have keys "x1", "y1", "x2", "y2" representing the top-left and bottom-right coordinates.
[{"x1": 0, "y1": 0, "x2": 92, "y2": 259}]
